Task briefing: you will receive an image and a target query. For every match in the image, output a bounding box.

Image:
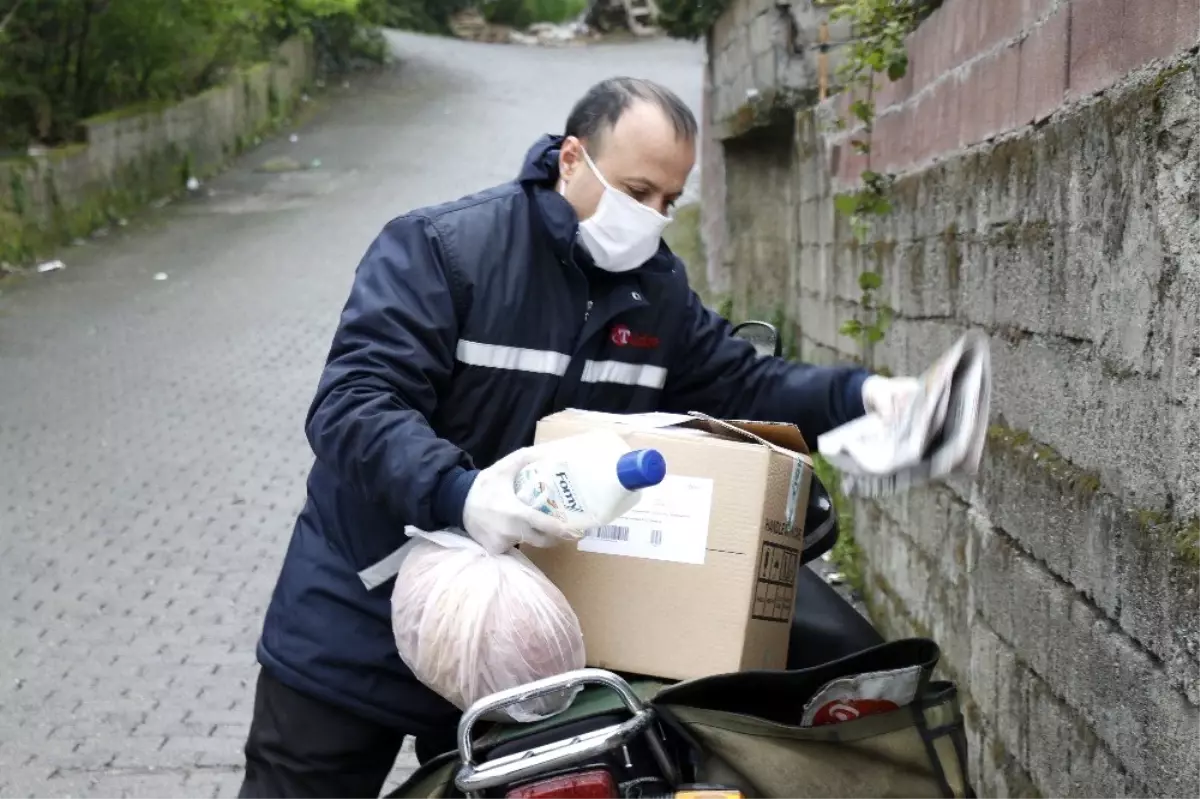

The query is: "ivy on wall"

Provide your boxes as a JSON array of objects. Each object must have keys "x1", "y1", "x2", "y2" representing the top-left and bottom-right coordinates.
[
  {"x1": 656, "y1": 0, "x2": 731, "y2": 40},
  {"x1": 662, "y1": 0, "x2": 929, "y2": 354},
  {"x1": 825, "y1": 0, "x2": 928, "y2": 356}
]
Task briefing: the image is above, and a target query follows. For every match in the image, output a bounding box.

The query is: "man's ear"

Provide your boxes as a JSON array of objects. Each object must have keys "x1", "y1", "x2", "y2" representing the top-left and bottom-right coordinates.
[{"x1": 558, "y1": 136, "x2": 583, "y2": 181}]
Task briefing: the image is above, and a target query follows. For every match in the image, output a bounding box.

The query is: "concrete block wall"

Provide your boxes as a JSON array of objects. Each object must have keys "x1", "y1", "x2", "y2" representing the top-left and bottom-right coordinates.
[
  {"x1": 709, "y1": 0, "x2": 852, "y2": 122},
  {"x1": 702, "y1": 0, "x2": 853, "y2": 296},
  {"x1": 707, "y1": 0, "x2": 1200, "y2": 795},
  {"x1": 723, "y1": 128, "x2": 797, "y2": 318},
  {"x1": 0, "y1": 38, "x2": 314, "y2": 265}
]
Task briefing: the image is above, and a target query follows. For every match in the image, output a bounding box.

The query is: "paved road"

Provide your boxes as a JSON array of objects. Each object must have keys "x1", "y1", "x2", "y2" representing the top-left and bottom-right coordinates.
[{"x1": 0, "y1": 31, "x2": 703, "y2": 798}]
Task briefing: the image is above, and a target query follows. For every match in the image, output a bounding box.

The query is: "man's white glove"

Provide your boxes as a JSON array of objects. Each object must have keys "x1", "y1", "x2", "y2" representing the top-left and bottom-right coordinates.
[
  {"x1": 862, "y1": 375, "x2": 921, "y2": 423},
  {"x1": 462, "y1": 445, "x2": 582, "y2": 555}
]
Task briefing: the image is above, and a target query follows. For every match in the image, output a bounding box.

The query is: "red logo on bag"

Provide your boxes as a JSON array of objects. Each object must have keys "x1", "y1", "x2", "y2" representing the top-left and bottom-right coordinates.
[
  {"x1": 610, "y1": 325, "x2": 660, "y2": 349},
  {"x1": 810, "y1": 698, "x2": 900, "y2": 727}
]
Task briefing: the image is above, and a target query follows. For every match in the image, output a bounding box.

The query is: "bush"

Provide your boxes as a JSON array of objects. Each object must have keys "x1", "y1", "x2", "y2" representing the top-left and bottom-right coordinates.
[
  {"x1": 0, "y1": 0, "x2": 380, "y2": 151},
  {"x1": 314, "y1": 18, "x2": 389, "y2": 74},
  {"x1": 481, "y1": 0, "x2": 587, "y2": 28},
  {"x1": 655, "y1": 0, "x2": 730, "y2": 40},
  {"x1": 363, "y1": 0, "x2": 476, "y2": 32}
]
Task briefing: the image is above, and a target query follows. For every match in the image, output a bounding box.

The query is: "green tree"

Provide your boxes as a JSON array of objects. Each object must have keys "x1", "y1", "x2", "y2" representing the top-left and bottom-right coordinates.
[
  {"x1": 654, "y1": 0, "x2": 730, "y2": 40},
  {"x1": 0, "y1": 0, "x2": 375, "y2": 151}
]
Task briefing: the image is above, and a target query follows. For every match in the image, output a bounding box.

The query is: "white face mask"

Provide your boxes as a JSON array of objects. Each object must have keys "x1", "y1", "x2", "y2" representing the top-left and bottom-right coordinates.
[{"x1": 573, "y1": 147, "x2": 671, "y2": 273}]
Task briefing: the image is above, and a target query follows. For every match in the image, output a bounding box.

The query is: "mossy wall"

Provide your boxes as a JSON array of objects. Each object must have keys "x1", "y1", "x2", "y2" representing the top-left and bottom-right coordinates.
[
  {"x1": 0, "y1": 38, "x2": 314, "y2": 267},
  {"x1": 700, "y1": 0, "x2": 849, "y2": 297},
  {"x1": 707, "y1": 3, "x2": 1199, "y2": 793}
]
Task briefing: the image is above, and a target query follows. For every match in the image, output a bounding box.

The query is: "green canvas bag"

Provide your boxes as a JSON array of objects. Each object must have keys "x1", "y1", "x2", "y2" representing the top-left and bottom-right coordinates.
[
  {"x1": 652, "y1": 638, "x2": 972, "y2": 798},
  {"x1": 387, "y1": 639, "x2": 972, "y2": 798}
]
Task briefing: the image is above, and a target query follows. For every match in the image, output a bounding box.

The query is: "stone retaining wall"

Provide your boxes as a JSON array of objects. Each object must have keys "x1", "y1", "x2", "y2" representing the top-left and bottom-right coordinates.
[{"x1": 0, "y1": 37, "x2": 314, "y2": 266}]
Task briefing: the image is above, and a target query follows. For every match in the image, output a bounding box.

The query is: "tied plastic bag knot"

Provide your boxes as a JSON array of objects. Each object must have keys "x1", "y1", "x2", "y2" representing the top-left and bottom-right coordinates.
[{"x1": 391, "y1": 527, "x2": 586, "y2": 723}]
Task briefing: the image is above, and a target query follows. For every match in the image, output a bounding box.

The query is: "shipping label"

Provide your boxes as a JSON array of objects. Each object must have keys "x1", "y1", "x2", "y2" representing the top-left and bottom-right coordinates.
[{"x1": 579, "y1": 475, "x2": 714, "y2": 564}]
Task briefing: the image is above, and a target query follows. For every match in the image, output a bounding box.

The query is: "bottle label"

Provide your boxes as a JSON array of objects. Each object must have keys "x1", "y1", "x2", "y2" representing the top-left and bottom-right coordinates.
[
  {"x1": 514, "y1": 464, "x2": 578, "y2": 524},
  {"x1": 553, "y1": 470, "x2": 584, "y2": 514}
]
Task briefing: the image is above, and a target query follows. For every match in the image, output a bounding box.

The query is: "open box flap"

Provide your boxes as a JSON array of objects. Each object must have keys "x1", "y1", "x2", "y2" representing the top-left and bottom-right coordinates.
[
  {"x1": 550, "y1": 410, "x2": 810, "y2": 456},
  {"x1": 681, "y1": 412, "x2": 811, "y2": 456}
]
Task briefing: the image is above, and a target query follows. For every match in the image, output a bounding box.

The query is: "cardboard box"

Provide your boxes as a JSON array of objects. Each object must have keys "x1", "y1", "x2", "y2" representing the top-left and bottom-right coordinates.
[{"x1": 522, "y1": 409, "x2": 813, "y2": 681}]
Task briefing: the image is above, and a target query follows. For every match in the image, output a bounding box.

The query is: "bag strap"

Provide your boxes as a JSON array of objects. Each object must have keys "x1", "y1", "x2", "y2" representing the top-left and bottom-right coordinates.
[
  {"x1": 911, "y1": 682, "x2": 973, "y2": 799},
  {"x1": 911, "y1": 703, "x2": 955, "y2": 798}
]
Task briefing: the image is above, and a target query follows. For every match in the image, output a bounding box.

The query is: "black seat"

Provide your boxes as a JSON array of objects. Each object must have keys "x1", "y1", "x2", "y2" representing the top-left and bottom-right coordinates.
[
  {"x1": 800, "y1": 474, "x2": 837, "y2": 565},
  {"x1": 788, "y1": 473, "x2": 885, "y2": 669}
]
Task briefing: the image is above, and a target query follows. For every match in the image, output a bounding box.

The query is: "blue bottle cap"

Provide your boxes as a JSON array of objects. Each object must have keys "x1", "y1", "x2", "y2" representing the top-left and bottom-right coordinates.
[{"x1": 616, "y1": 449, "x2": 667, "y2": 491}]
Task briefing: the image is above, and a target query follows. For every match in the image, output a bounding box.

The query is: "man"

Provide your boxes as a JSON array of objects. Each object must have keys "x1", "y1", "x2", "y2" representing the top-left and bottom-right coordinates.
[{"x1": 239, "y1": 77, "x2": 916, "y2": 797}]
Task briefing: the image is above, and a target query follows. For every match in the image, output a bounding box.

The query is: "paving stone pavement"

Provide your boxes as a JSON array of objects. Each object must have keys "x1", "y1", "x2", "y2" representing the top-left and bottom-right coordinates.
[{"x1": 0, "y1": 31, "x2": 703, "y2": 798}]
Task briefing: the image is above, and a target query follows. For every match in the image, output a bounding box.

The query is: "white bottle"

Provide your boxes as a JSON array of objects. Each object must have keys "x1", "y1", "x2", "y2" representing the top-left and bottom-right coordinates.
[{"x1": 513, "y1": 431, "x2": 667, "y2": 531}]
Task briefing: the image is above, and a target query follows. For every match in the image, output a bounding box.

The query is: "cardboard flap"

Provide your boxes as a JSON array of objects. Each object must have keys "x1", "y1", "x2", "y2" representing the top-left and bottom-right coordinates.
[
  {"x1": 543, "y1": 409, "x2": 811, "y2": 455},
  {"x1": 683, "y1": 412, "x2": 811, "y2": 456},
  {"x1": 727, "y1": 420, "x2": 811, "y2": 455}
]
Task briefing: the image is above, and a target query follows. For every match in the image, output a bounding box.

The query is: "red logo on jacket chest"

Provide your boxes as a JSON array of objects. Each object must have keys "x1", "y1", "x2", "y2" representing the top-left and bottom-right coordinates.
[{"x1": 610, "y1": 324, "x2": 660, "y2": 349}]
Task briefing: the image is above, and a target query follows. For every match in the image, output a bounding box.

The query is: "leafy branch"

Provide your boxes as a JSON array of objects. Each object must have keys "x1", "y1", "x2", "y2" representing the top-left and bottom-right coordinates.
[
  {"x1": 0, "y1": 0, "x2": 29, "y2": 36},
  {"x1": 654, "y1": 0, "x2": 731, "y2": 40},
  {"x1": 826, "y1": 0, "x2": 922, "y2": 355}
]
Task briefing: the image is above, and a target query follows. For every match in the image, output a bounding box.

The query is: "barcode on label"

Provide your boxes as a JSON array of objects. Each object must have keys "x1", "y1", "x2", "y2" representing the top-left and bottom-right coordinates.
[
  {"x1": 650, "y1": 529, "x2": 664, "y2": 547},
  {"x1": 587, "y1": 525, "x2": 630, "y2": 542}
]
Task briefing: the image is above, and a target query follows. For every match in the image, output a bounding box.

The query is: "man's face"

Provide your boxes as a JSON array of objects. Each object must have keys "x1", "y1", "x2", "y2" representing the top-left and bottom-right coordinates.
[{"x1": 558, "y1": 100, "x2": 696, "y2": 219}]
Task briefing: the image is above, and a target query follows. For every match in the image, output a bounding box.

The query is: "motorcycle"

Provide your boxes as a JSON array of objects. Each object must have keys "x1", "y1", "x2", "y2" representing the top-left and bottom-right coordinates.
[{"x1": 388, "y1": 322, "x2": 973, "y2": 799}]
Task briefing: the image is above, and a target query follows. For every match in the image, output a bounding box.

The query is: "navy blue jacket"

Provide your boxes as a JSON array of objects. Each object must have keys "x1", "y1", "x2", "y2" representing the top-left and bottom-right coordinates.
[{"x1": 257, "y1": 135, "x2": 870, "y2": 733}]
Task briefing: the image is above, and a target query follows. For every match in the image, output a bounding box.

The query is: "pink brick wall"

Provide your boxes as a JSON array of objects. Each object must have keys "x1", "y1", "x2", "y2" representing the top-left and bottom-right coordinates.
[{"x1": 829, "y1": 0, "x2": 1199, "y2": 183}]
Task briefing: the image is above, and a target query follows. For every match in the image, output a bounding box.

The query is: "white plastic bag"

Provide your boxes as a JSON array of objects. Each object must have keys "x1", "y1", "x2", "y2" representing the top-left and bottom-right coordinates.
[{"x1": 391, "y1": 527, "x2": 586, "y2": 722}]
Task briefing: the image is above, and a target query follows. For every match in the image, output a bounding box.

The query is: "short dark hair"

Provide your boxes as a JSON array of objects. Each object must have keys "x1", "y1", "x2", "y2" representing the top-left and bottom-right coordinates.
[{"x1": 564, "y1": 77, "x2": 697, "y2": 153}]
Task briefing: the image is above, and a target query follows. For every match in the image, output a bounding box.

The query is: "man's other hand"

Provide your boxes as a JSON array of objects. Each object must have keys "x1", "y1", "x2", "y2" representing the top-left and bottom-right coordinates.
[{"x1": 862, "y1": 375, "x2": 921, "y2": 423}]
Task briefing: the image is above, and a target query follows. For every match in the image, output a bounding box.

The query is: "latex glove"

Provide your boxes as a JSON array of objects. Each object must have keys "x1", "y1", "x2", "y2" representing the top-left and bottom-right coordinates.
[
  {"x1": 861, "y1": 375, "x2": 921, "y2": 423},
  {"x1": 462, "y1": 444, "x2": 582, "y2": 555}
]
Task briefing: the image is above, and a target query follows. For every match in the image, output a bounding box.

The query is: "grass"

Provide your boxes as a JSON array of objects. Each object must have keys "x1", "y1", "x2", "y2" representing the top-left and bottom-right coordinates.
[
  {"x1": 663, "y1": 200, "x2": 734, "y2": 315},
  {"x1": 663, "y1": 203, "x2": 705, "y2": 280},
  {"x1": 812, "y1": 453, "x2": 868, "y2": 596}
]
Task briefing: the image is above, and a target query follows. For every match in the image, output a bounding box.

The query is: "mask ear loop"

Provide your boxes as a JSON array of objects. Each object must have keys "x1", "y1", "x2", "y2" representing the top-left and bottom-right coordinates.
[{"x1": 580, "y1": 146, "x2": 612, "y2": 191}]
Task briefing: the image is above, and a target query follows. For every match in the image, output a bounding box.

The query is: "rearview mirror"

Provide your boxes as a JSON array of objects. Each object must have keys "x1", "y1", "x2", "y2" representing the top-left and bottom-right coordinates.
[{"x1": 731, "y1": 320, "x2": 782, "y2": 358}]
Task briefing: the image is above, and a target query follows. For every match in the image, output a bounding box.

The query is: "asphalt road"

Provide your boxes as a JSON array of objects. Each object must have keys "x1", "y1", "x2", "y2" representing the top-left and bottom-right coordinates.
[{"x1": 0, "y1": 30, "x2": 704, "y2": 798}]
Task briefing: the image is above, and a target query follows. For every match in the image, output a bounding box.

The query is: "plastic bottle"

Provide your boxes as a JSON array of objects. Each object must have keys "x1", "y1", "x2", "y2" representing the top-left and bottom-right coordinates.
[{"x1": 513, "y1": 431, "x2": 667, "y2": 531}]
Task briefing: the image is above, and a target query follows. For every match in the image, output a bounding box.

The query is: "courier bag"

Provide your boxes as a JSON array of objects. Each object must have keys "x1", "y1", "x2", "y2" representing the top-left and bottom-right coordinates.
[
  {"x1": 388, "y1": 638, "x2": 973, "y2": 798},
  {"x1": 652, "y1": 637, "x2": 974, "y2": 798}
]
